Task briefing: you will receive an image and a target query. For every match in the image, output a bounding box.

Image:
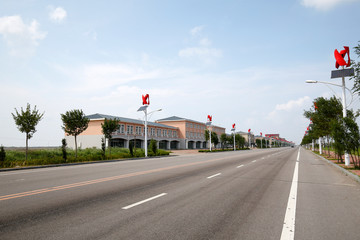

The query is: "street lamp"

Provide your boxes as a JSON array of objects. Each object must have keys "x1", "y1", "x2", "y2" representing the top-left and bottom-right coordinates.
[
  {"x1": 138, "y1": 104, "x2": 162, "y2": 158},
  {"x1": 305, "y1": 79, "x2": 351, "y2": 166},
  {"x1": 206, "y1": 115, "x2": 212, "y2": 151},
  {"x1": 231, "y1": 124, "x2": 236, "y2": 151}
]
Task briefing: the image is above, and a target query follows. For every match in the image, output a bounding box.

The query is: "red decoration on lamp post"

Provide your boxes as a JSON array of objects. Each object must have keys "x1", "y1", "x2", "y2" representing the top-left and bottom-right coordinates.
[
  {"x1": 142, "y1": 94, "x2": 150, "y2": 105},
  {"x1": 207, "y1": 115, "x2": 212, "y2": 122},
  {"x1": 334, "y1": 46, "x2": 350, "y2": 69}
]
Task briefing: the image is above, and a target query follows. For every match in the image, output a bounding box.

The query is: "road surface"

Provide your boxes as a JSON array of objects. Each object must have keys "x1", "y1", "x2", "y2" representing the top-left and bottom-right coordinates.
[{"x1": 0, "y1": 147, "x2": 359, "y2": 239}]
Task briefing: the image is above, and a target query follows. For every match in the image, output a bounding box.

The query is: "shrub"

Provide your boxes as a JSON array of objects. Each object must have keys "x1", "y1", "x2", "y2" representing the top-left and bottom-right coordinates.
[
  {"x1": 129, "y1": 141, "x2": 134, "y2": 157},
  {"x1": 149, "y1": 139, "x2": 158, "y2": 155},
  {"x1": 62, "y1": 139, "x2": 67, "y2": 162},
  {"x1": 0, "y1": 145, "x2": 5, "y2": 166},
  {"x1": 101, "y1": 138, "x2": 106, "y2": 159}
]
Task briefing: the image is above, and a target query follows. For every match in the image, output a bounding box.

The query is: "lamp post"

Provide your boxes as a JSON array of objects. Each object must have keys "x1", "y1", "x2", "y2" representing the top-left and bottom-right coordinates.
[
  {"x1": 306, "y1": 79, "x2": 351, "y2": 166},
  {"x1": 207, "y1": 115, "x2": 212, "y2": 151},
  {"x1": 137, "y1": 94, "x2": 161, "y2": 157},
  {"x1": 231, "y1": 124, "x2": 236, "y2": 151}
]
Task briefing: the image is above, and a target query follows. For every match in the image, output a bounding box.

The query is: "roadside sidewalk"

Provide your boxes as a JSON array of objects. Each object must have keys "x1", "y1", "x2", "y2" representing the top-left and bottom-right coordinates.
[{"x1": 308, "y1": 150, "x2": 360, "y2": 184}]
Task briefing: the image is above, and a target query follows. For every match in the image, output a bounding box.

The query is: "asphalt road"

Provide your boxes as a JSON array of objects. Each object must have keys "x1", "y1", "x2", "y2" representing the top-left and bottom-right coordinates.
[{"x1": 0, "y1": 147, "x2": 359, "y2": 240}]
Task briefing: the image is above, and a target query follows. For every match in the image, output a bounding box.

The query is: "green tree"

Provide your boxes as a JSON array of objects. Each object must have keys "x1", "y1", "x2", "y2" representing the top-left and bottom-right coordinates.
[
  {"x1": 61, "y1": 138, "x2": 67, "y2": 162},
  {"x1": 101, "y1": 138, "x2": 106, "y2": 159},
  {"x1": 235, "y1": 134, "x2": 245, "y2": 148},
  {"x1": 256, "y1": 139, "x2": 261, "y2": 148},
  {"x1": 204, "y1": 129, "x2": 210, "y2": 142},
  {"x1": 101, "y1": 118, "x2": 120, "y2": 158},
  {"x1": 220, "y1": 133, "x2": 227, "y2": 150},
  {"x1": 342, "y1": 117, "x2": 360, "y2": 168},
  {"x1": 149, "y1": 139, "x2": 158, "y2": 155},
  {"x1": 212, "y1": 132, "x2": 219, "y2": 148},
  {"x1": 304, "y1": 97, "x2": 343, "y2": 156},
  {"x1": 12, "y1": 103, "x2": 44, "y2": 162},
  {"x1": 262, "y1": 139, "x2": 266, "y2": 148},
  {"x1": 227, "y1": 134, "x2": 234, "y2": 148},
  {"x1": 61, "y1": 109, "x2": 89, "y2": 159},
  {"x1": 351, "y1": 41, "x2": 360, "y2": 94},
  {"x1": 129, "y1": 141, "x2": 134, "y2": 157}
]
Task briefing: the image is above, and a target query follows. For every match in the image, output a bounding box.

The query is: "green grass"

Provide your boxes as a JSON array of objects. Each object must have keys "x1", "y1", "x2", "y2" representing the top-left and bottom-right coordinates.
[{"x1": 0, "y1": 147, "x2": 170, "y2": 168}]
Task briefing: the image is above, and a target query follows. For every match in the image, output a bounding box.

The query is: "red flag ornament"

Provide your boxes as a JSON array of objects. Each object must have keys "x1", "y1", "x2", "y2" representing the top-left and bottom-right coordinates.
[
  {"x1": 142, "y1": 94, "x2": 150, "y2": 105},
  {"x1": 232, "y1": 123, "x2": 235, "y2": 129},
  {"x1": 334, "y1": 46, "x2": 350, "y2": 69},
  {"x1": 248, "y1": 129, "x2": 251, "y2": 133},
  {"x1": 207, "y1": 115, "x2": 212, "y2": 122}
]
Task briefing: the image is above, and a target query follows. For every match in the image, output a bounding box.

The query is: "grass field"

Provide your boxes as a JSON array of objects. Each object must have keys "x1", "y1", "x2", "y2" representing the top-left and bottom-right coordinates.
[{"x1": 0, "y1": 147, "x2": 170, "y2": 168}]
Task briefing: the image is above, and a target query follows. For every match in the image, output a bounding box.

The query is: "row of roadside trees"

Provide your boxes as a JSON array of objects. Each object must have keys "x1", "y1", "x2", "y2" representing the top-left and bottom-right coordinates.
[
  {"x1": 301, "y1": 41, "x2": 360, "y2": 169},
  {"x1": 301, "y1": 96, "x2": 360, "y2": 169},
  {"x1": 9, "y1": 106, "x2": 124, "y2": 164}
]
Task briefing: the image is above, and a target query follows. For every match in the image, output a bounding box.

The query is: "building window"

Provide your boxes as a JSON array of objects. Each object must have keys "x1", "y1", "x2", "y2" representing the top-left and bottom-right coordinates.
[
  {"x1": 172, "y1": 130, "x2": 176, "y2": 138},
  {"x1": 127, "y1": 125, "x2": 133, "y2": 135},
  {"x1": 135, "y1": 126, "x2": 142, "y2": 135},
  {"x1": 163, "y1": 129, "x2": 166, "y2": 137},
  {"x1": 157, "y1": 129, "x2": 161, "y2": 137},
  {"x1": 118, "y1": 124, "x2": 125, "y2": 134},
  {"x1": 151, "y1": 128, "x2": 155, "y2": 136}
]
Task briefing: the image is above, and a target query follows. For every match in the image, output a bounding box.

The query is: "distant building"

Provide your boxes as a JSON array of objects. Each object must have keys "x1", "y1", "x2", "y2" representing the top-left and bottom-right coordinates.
[
  {"x1": 65, "y1": 113, "x2": 180, "y2": 150},
  {"x1": 236, "y1": 131, "x2": 255, "y2": 148},
  {"x1": 65, "y1": 114, "x2": 226, "y2": 150},
  {"x1": 156, "y1": 116, "x2": 225, "y2": 149}
]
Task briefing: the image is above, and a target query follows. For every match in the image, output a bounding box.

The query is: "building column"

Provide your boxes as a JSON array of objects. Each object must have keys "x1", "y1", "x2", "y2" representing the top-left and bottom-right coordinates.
[{"x1": 166, "y1": 140, "x2": 170, "y2": 150}]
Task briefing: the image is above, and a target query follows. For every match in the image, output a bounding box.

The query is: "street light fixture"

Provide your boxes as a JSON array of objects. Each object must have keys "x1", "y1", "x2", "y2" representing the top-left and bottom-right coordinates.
[
  {"x1": 305, "y1": 79, "x2": 351, "y2": 166},
  {"x1": 137, "y1": 105, "x2": 162, "y2": 158}
]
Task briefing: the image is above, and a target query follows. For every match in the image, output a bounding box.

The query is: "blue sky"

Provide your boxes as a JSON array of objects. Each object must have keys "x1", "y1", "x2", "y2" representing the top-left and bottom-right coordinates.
[{"x1": 1, "y1": 0, "x2": 360, "y2": 146}]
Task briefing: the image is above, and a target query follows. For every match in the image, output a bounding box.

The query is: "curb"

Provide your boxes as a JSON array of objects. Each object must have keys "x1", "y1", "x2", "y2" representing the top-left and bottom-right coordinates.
[
  {"x1": 309, "y1": 150, "x2": 360, "y2": 184},
  {"x1": 0, "y1": 154, "x2": 174, "y2": 172}
]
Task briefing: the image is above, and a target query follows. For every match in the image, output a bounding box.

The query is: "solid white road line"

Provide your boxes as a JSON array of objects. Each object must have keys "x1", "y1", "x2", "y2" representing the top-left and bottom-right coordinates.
[
  {"x1": 280, "y1": 148, "x2": 300, "y2": 240},
  {"x1": 252, "y1": 160, "x2": 257, "y2": 163},
  {"x1": 236, "y1": 165, "x2": 244, "y2": 168},
  {"x1": 122, "y1": 193, "x2": 167, "y2": 210},
  {"x1": 207, "y1": 173, "x2": 221, "y2": 179}
]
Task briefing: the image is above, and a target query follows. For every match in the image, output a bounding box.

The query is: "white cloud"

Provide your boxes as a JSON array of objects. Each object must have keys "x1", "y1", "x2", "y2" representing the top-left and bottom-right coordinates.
[
  {"x1": 275, "y1": 96, "x2": 311, "y2": 111},
  {"x1": 179, "y1": 26, "x2": 222, "y2": 64},
  {"x1": 190, "y1": 26, "x2": 203, "y2": 36},
  {"x1": 300, "y1": 0, "x2": 359, "y2": 11},
  {"x1": 49, "y1": 6, "x2": 67, "y2": 22},
  {"x1": 0, "y1": 15, "x2": 46, "y2": 56},
  {"x1": 199, "y1": 38, "x2": 211, "y2": 47},
  {"x1": 178, "y1": 47, "x2": 222, "y2": 58},
  {"x1": 267, "y1": 96, "x2": 311, "y2": 121}
]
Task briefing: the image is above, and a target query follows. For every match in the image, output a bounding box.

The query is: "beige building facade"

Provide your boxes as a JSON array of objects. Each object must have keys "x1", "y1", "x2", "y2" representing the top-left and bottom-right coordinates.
[
  {"x1": 65, "y1": 114, "x2": 226, "y2": 150},
  {"x1": 156, "y1": 116, "x2": 225, "y2": 149}
]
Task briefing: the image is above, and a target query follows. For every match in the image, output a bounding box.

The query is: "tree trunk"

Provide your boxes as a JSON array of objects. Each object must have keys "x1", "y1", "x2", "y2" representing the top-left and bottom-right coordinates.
[
  {"x1": 25, "y1": 133, "x2": 28, "y2": 164},
  {"x1": 75, "y1": 135, "x2": 78, "y2": 159},
  {"x1": 109, "y1": 137, "x2": 112, "y2": 158},
  {"x1": 327, "y1": 137, "x2": 330, "y2": 157}
]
